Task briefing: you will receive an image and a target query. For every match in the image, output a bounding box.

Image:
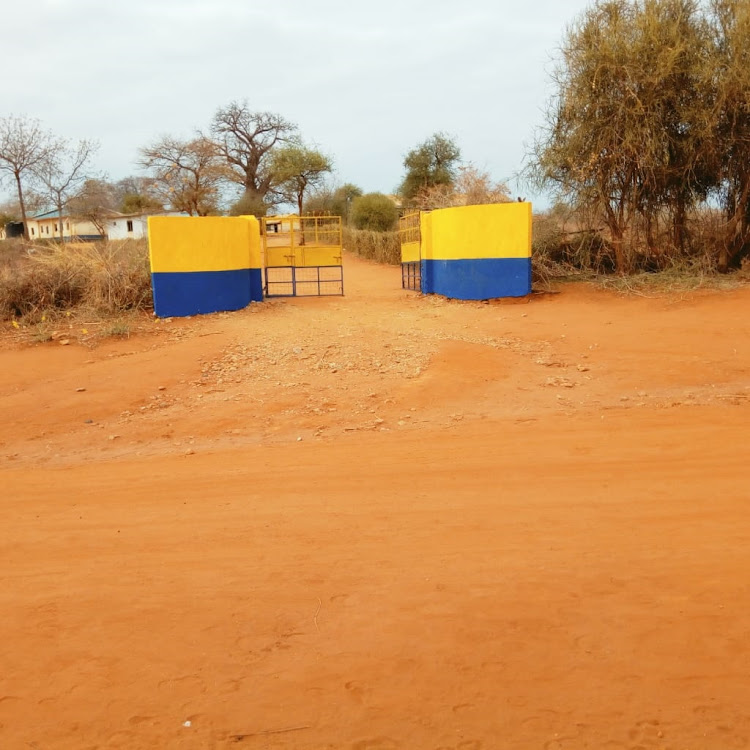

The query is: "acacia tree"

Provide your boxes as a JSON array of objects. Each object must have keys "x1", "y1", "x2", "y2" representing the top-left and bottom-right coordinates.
[
  {"x1": 271, "y1": 145, "x2": 333, "y2": 216},
  {"x1": 399, "y1": 133, "x2": 461, "y2": 203},
  {"x1": 0, "y1": 115, "x2": 57, "y2": 238},
  {"x1": 34, "y1": 139, "x2": 98, "y2": 239},
  {"x1": 529, "y1": 0, "x2": 712, "y2": 271},
  {"x1": 210, "y1": 101, "x2": 298, "y2": 214},
  {"x1": 139, "y1": 136, "x2": 226, "y2": 216},
  {"x1": 709, "y1": 0, "x2": 750, "y2": 269}
]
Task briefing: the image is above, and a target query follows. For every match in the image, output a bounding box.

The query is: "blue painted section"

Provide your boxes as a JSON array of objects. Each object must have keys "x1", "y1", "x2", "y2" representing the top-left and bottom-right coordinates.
[
  {"x1": 151, "y1": 268, "x2": 263, "y2": 318},
  {"x1": 420, "y1": 257, "x2": 531, "y2": 300},
  {"x1": 249, "y1": 268, "x2": 264, "y2": 303}
]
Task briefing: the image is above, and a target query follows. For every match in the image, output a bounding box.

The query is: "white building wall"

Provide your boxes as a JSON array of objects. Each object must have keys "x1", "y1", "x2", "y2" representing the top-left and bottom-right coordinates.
[
  {"x1": 28, "y1": 217, "x2": 103, "y2": 240},
  {"x1": 108, "y1": 216, "x2": 148, "y2": 240}
]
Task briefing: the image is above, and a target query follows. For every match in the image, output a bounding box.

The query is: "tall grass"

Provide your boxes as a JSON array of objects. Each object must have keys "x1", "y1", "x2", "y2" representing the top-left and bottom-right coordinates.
[
  {"x1": 343, "y1": 227, "x2": 400, "y2": 265},
  {"x1": 0, "y1": 239, "x2": 152, "y2": 323}
]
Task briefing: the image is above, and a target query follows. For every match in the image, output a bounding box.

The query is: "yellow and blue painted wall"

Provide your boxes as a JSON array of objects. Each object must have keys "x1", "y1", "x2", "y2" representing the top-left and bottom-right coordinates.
[
  {"x1": 148, "y1": 216, "x2": 263, "y2": 317},
  {"x1": 418, "y1": 202, "x2": 532, "y2": 300}
]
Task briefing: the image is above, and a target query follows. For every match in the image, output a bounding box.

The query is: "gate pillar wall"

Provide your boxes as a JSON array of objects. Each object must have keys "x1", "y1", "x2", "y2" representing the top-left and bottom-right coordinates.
[
  {"x1": 149, "y1": 216, "x2": 263, "y2": 318},
  {"x1": 420, "y1": 203, "x2": 532, "y2": 300}
]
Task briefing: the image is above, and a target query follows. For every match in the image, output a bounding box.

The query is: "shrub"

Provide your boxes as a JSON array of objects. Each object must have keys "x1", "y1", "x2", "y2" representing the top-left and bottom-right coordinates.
[{"x1": 350, "y1": 193, "x2": 399, "y2": 232}]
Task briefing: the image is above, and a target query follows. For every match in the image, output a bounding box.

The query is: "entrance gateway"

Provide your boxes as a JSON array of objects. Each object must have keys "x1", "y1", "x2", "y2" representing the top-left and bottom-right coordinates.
[{"x1": 261, "y1": 215, "x2": 344, "y2": 297}]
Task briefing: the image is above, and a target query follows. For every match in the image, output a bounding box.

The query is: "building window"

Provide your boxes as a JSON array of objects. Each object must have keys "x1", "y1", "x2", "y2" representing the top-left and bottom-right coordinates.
[
  {"x1": 66, "y1": 222, "x2": 70, "y2": 230},
  {"x1": 127, "y1": 220, "x2": 134, "y2": 233},
  {"x1": 31, "y1": 227, "x2": 35, "y2": 236}
]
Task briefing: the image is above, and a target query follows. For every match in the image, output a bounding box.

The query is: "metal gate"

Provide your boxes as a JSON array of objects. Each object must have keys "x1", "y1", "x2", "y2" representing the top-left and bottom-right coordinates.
[
  {"x1": 262, "y1": 215, "x2": 344, "y2": 297},
  {"x1": 399, "y1": 211, "x2": 421, "y2": 291}
]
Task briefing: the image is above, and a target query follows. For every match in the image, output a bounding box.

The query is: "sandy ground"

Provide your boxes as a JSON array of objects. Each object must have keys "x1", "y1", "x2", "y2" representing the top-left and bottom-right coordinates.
[{"x1": 1, "y1": 253, "x2": 749, "y2": 749}]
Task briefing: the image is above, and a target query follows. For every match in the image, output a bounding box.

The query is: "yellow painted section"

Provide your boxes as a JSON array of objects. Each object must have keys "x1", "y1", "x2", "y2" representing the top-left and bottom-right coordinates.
[
  {"x1": 148, "y1": 216, "x2": 261, "y2": 273},
  {"x1": 399, "y1": 211, "x2": 421, "y2": 263},
  {"x1": 420, "y1": 211, "x2": 434, "y2": 261},
  {"x1": 401, "y1": 240, "x2": 421, "y2": 263},
  {"x1": 264, "y1": 236, "x2": 302, "y2": 267},
  {"x1": 420, "y1": 203, "x2": 531, "y2": 261},
  {"x1": 301, "y1": 246, "x2": 343, "y2": 266},
  {"x1": 261, "y1": 215, "x2": 342, "y2": 268},
  {"x1": 239, "y1": 216, "x2": 262, "y2": 268}
]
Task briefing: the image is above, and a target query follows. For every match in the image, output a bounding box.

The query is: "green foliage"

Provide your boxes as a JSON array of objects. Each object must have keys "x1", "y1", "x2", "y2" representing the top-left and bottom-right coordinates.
[
  {"x1": 228, "y1": 191, "x2": 270, "y2": 217},
  {"x1": 270, "y1": 145, "x2": 333, "y2": 215},
  {"x1": 306, "y1": 183, "x2": 363, "y2": 222},
  {"x1": 399, "y1": 132, "x2": 461, "y2": 203},
  {"x1": 350, "y1": 193, "x2": 399, "y2": 231}
]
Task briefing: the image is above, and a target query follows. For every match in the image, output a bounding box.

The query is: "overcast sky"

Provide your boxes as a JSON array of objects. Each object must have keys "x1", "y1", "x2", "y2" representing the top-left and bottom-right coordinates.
[{"x1": 3, "y1": 0, "x2": 592, "y2": 208}]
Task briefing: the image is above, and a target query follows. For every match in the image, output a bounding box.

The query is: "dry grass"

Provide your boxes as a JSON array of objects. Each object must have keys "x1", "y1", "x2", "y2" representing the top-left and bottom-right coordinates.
[
  {"x1": 0, "y1": 239, "x2": 152, "y2": 325},
  {"x1": 596, "y1": 255, "x2": 749, "y2": 296},
  {"x1": 343, "y1": 227, "x2": 400, "y2": 265}
]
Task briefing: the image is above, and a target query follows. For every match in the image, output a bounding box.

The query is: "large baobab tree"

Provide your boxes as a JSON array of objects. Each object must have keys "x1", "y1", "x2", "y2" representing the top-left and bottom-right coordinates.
[{"x1": 210, "y1": 101, "x2": 298, "y2": 215}]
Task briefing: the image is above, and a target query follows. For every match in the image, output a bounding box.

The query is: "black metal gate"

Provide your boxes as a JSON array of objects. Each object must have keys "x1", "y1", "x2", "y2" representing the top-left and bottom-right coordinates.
[
  {"x1": 401, "y1": 261, "x2": 421, "y2": 291},
  {"x1": 265, "y1": 265, "x2": 344, "y2": 297}
]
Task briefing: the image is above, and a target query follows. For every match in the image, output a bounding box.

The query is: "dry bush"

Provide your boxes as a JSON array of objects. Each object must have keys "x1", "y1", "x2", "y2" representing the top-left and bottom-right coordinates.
[
  {"x1": 531, "y1": 211, "x2": 613, "y2": 288},
  {"x1": 343, "y1": 227, "x2": 400, "y2": 265},
  {"x1": 0, "y1": 239, "x2": 152, "y2": 323},
  {"x1": 412, "y1": 165, "x2": 511, "y2": 211},
  {"x1": 0, "y1": 238, "x2": 32, "y2": 272}
]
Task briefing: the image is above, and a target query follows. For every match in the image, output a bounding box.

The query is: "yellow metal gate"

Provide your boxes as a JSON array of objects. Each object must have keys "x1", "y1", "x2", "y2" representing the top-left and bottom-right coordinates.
[
  {"x1": 399, "y1": 211, "x2": 421, "y2": 291},
  {"x1": 262, "y1": 215, "x2": 344, "y2": 297}
]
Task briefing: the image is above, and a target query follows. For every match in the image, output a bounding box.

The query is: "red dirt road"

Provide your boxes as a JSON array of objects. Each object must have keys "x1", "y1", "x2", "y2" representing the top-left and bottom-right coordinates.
[{"x1": 1, "y1": 255, "x2": 749, "y2": 749}]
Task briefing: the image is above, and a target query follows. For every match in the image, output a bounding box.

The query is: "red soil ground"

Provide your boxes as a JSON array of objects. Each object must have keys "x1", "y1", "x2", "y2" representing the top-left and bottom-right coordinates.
[{"x1": 1, "y1": 254, "x2": 749, "y2": 749}]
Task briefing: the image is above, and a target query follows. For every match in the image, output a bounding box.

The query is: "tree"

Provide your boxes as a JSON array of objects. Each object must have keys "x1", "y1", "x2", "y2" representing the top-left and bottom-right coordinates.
[
  {"x1": 271, "y1": 145, "x2": 333, "y2": 216},
  {"x1": 120, "y1": 192, "x2": 165, "y2": 215},
  {"x1": 306, "y1": 183, "x2": 363, "y2": 221},
  {"x1": 709, "y1": 0, "x2": 750, "y2": 269},
  {"x1": 113, "y1": 176, "x2": 164, "y2": 214},
  {"x1": 67, "y1": 179, "x2": 117, "y2": 237},
  {"x1": 399, "y1": 132, "x2": 461, "y2": 203},
  {"x1": 528, "y1": 0, "x2": 713, "y2": 271},
  {"x1": 210, "y1": 102, "x2": 298, "y2": 210},
  {"x1": 413, "y1": 164, "x2": 511, "y2": 209},
  {"x1": 227, "y1": 191, "x2": 271, "y2": 217},
  {"x1": 139, "y1": 136, "x2": 226, "y2": 216},
  {"x1": 34, "y1": 139, "x2": 98, "y2": 240},
  {"x1": 350, "y1": 193, "x2": 399, "y2": 231},
  {"x1": 0, "y1": 115, "x2": 57, "y2": 239}
]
